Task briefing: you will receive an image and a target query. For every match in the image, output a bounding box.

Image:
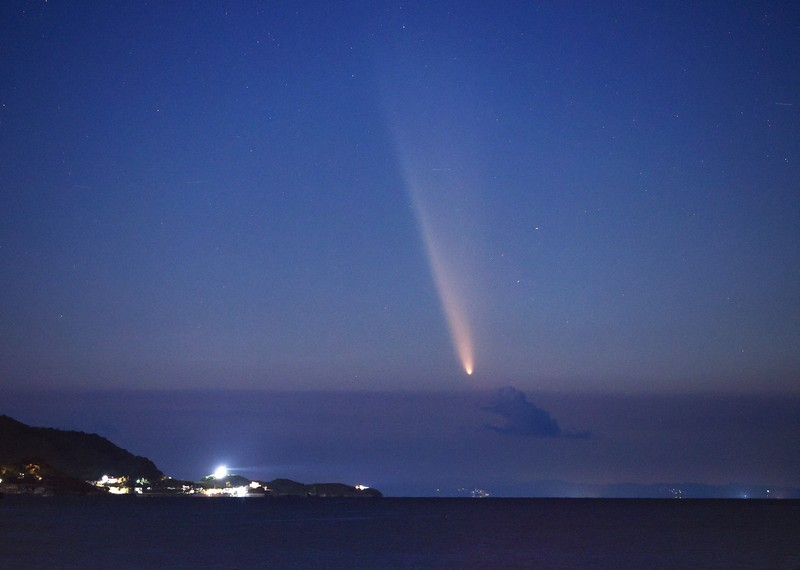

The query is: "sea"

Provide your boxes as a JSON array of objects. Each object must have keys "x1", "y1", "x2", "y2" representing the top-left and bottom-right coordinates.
[{"x1": 1, "y1": 496, "x2": 798, "y2": 569}]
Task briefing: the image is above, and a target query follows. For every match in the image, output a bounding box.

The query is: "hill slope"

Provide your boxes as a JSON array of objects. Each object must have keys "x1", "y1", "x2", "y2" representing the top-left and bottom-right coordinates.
[
  {"x1": 0, "y1": 414, "x2": 162, "y2": 481},
  {"x1": 268, "y1": 478, "x2": 383, "y2": 497}
]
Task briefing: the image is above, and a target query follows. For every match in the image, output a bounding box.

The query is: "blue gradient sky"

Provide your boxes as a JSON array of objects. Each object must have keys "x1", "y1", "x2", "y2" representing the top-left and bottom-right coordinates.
[
  {"x1": 2, "y1": 1, "x2": 798, "y2": 393},
  {"x1": 1, "y1": 2, "x2": 799, "y2": 493}
]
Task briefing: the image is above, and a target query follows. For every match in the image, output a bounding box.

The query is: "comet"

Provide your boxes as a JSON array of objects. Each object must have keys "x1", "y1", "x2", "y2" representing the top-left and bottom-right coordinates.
[
  {"x1": 382, "y1": 82, "x2": 480, "y2": 377},
  {"x1": 406, "y1": 176, "x2": 475, "y2": 377}
]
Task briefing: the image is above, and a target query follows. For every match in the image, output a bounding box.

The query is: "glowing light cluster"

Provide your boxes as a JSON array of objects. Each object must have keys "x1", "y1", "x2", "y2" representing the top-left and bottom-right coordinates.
[{"x1": 203, "y1": 486, "x2": 248, "y2": 497}]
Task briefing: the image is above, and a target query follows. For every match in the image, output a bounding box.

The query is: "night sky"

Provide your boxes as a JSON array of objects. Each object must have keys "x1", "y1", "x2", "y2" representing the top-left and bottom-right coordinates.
[{"x1": 2, "y1": 1, "x2": 799, "y2": 495}]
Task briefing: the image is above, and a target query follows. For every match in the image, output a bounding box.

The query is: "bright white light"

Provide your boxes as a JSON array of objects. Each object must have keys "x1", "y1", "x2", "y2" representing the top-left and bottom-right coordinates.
[{"x1": 213, "y1": 465, "x2": 228, "y2": 479}]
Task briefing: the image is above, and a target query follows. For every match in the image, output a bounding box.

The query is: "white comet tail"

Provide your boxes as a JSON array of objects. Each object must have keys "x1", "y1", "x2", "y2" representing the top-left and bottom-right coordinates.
[
  {"x1": 411, "y1": 189, "x2": 475, "y2": 377},
  {"x1": 386, "y1": 99, "x2": 479, "y2": 378}
]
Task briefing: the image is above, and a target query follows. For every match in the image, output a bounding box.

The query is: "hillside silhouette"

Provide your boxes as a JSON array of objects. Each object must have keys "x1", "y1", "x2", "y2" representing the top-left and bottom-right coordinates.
[{"x1": 0, "y1": 414, "x2": 162, "y2": 481}]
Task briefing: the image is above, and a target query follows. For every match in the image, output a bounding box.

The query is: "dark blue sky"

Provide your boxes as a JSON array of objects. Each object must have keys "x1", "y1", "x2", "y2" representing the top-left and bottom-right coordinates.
[
  {"x1": 1, "y1": 2, "x2": 799, "y2": 493},
  {"x1": 2, "y1": 1, "x2": 798, "y2": 392}
]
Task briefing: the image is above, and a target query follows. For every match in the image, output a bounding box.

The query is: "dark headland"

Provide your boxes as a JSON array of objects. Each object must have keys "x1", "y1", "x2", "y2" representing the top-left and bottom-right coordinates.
[{"x1": 0, "y1": 414, "x2": 382, "y2": 498}]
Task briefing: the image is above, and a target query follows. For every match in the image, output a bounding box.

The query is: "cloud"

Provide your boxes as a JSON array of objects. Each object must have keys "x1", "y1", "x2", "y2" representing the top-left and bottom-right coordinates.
[{"x1": 483, "y1": 387, "x2": 589, "y2": 439}]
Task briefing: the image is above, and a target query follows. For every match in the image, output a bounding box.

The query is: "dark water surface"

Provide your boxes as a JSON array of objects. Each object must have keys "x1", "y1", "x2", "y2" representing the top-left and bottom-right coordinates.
[{"x1": 1, "y1": 496, "x2": 798, "y2": 569}]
